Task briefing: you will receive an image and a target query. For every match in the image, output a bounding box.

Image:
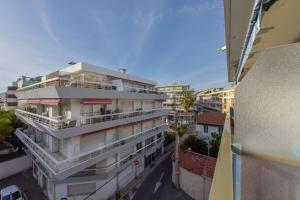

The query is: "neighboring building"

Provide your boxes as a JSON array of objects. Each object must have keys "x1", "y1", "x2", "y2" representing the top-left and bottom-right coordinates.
[
  {"x1": 196, "y1": 112, "x2": 226, "y2": 141},
  {"x1": 196, "y1": 87, "x2": 234, "y2": 114},
  {"x1": 0, "y1": 76, "x2": 39, "y2": 110},
  {"x1": 14, "y1": 62, "x2": 168, "y2": 200},
  {"x1": 210, "y1": 1, "x2": 300, "y2": 200},
  {"x1": 0, "y1": 92, "x2": 6, "y2": 110},
  {"x1": 172, "y1": 150, "x2": 216, "y2": 200},
  {"x1": 4, "y1": 84, "x2": 18, "y2": 110},
  {"x1": 156, "y1": 83, "x2": 194, "y2": 124}
]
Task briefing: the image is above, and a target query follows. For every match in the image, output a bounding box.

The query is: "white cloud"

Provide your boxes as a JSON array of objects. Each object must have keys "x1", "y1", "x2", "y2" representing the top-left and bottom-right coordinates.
[{"x1": 177, "y1": 0, "x2": 222, "y2": 16}]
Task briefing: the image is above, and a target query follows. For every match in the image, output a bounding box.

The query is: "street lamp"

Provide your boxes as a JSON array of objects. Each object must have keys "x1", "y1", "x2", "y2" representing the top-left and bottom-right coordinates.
[{"x1": 174, "y1": 111, "x2": 180, "y2": 189}]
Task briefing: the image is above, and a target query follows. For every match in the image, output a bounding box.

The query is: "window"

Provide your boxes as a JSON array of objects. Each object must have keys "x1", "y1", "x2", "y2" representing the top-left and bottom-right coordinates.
[
  {"x1": 136, "y1": 142, "x2": 142, "y2": 151},
  {"x1": 204, "y1": 125, "x2": 208, "y2": 133},
  {"x1": 218, "y1": 126, "x2": 223, "y2": 133}
]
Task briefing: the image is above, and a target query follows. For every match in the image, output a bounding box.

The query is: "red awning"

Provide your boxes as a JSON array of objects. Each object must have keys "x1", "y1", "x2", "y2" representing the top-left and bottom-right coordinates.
[
  {"x1": 28, "y1": 99, "x2": 41, "y2": 104},
  {"x1": 40, "y1": 99, "x2": 61, "y2": 106},
  {"x1": 81, "y1": 98, "x2": 112, "y2": 105}
]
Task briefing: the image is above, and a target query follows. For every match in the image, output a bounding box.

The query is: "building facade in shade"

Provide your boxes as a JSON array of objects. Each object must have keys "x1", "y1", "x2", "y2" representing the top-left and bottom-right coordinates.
[
  {"x1": 14, "y1": 62, "x2": 168, "y2": 200},
  {"x1": 156, "y1": 83, "x2": 194, "y2": 124},
  {"x1": 210, "y1": 1, "x2": 300, "y2": 200},
  {"x1": 196, "y1": 87, "x2": 234, "y2": 114}
]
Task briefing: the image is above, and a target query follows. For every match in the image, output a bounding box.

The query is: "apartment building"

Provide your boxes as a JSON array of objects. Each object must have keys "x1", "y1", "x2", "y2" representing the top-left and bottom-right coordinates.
[
  {"x1": 196, "y1": 87, "x2": 234, "y2": 114},
  {"x1": 156, "y1": 83, "x2": 194, "y2": 124},
  {"x1": 1, "y1": 76, "x2": 39, "y2": 110},
  {"x1": 210, "y1": 1, "x2": 300, "y2": 200},
  {"x1": 14, "y1": 62, "x2": 168, "y2": 200}
]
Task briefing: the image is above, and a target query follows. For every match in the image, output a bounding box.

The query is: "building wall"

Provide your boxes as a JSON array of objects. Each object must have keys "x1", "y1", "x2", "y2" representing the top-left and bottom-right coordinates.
[
  {"x1": 172, "y1": 164, "x2": 212, "y2": 200},
  {"x1": 196, "y1": 124, "x2": 220, "y2": 140},
  {"x1": 234, "y1": 43, "x2": 300, "y2": 199}
]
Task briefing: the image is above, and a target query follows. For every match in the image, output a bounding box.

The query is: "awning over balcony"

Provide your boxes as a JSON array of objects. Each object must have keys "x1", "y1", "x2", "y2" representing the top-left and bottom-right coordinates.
[
  {"x1": 27, "y1": 98, "x2": 61, "y2": 105},
  {"x1": 28, "y1": 99, "x2": 41, "y2": 104},
  {"x1": 40, "y1": 99, "x2": 61, "y2": 106},
  {"x1": 81, "y1": 98, "x2": 112, "y2": 104}
]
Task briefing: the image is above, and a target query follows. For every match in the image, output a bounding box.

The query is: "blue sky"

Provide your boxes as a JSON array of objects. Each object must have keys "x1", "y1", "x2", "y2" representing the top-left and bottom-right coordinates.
[{"x1": 0, "y1": 0, "x2": 228, "y2": 92}]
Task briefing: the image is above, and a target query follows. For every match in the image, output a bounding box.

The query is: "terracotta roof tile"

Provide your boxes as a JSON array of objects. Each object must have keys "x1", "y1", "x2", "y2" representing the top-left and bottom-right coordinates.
[
  {"x1": 172, "y1": 150, "x2": 217, "y2": 178},
  {"x1": 197, "y1": 111, "x2": 226, "y2": 126}
]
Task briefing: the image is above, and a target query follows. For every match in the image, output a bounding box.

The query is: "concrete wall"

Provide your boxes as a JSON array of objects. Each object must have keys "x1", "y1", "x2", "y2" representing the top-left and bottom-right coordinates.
[
  {"x1": 172, "y1": 163, "x2": 212, "y2": 200},
  {"x1": 0, "y1": 155, "x2": 32, "y2": 179},
  {"x1": 235, "y1": 43, "x2": 300, "y2": 199}
]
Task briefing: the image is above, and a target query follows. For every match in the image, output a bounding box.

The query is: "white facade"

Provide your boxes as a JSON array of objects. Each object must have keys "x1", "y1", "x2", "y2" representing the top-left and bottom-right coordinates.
[
  {"x1": 15, "y1": 62, "x2": 167, "y2": 200},
  {"x1": 196, "y1": 124, "x2": 221, "y2": 141}
]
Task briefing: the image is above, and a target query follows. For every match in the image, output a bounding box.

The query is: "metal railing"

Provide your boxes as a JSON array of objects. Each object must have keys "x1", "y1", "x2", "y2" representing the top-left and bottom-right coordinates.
[
  {"x1": 15, "y1": 124, "x2": 166, "y2": 175},
  {"x1": 16, "y1": 108, "x2": 166, "y2": 130},
  {"x1": 17, "y1": 77, "x2": 163, "y2": 94}
]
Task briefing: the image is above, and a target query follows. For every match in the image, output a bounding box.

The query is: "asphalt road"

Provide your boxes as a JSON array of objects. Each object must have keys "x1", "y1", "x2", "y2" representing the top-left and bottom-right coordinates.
[
  {"x1": 0, "y1": 169, "x2": 47, "y2": 200},
  {"x1": 133, "y1": 153, "x2": 192, "y2": 200}
]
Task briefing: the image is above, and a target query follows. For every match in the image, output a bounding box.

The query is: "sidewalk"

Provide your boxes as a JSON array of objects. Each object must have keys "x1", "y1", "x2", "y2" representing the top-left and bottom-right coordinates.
[{"x1": 118, "y1": 142, "x2": 175, "y2": 200}]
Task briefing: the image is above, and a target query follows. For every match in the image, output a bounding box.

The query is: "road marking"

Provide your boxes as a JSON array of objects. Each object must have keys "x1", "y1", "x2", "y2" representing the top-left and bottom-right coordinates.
[{"x1": 153, "y1": 172, "x2": 164, "y2": 193}]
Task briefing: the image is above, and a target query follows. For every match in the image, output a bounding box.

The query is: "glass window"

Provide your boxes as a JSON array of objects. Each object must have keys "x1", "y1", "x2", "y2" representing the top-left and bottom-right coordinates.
[{"x1": 204, "y1": 125, "x2": 208, "y2": 133}]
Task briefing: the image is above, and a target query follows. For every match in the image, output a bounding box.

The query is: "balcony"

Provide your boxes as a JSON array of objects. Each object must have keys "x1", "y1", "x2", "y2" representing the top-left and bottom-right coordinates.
[
  {"x1": 16, "y1": 108, "x2": 167, "y2": 138},
  {"x1": 15, "y1": 124, "x2": 166, "y2": 179},
  {"x1": 15, "y1": 77, "x2": 167, "y2": 100}
]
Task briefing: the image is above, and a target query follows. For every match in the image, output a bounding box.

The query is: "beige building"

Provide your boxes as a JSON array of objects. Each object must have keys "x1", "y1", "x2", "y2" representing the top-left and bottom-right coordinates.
[
  {"x1": 210, "y1": 1, "x2": 300, "y2": 200},
  {"x1": 156, "y1": 83, "x2": 194, "y2": 123},
  {"x1": 196, "y1": 87, "x2": 234, "y2": 114}
]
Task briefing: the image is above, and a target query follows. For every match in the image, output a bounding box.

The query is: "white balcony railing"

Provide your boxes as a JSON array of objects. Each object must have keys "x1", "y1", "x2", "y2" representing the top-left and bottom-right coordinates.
[
  {"x1": 15, "y1": 124, "x2": 166, "y2": 175},
  {"x1": 16, "y1": 108, "x2": 166, "y2": 130},
  {"x1": 16, "y1": 77, "x2": 163, "y2": 94},
  {"x1": 75, "y1": 137, "x2": 164, "y2": 176}
]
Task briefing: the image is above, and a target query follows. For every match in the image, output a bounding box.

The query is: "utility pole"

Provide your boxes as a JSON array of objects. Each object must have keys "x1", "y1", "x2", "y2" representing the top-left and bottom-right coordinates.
[{"x1": 174, "y1": 111, "x2": 180, "y2": 189}]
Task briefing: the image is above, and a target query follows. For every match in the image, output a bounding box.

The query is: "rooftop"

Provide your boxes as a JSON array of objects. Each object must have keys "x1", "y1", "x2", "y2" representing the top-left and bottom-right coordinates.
[
  {"x1": 197, "y1": 111, "x2": 226, "y2": 126},
  {"x1": 173, "y1": 150, "x2": 217, "y2": 179}
]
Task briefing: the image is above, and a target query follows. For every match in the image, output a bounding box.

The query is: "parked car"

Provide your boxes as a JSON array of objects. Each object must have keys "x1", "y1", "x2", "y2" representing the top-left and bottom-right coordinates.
[{"x1": 0, "y1": 185, "x2": 25, "y2": 200}]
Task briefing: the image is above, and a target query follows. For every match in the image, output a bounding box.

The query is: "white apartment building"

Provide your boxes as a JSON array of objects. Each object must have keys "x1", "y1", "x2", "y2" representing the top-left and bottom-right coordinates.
[
  {"x1": 156, "y1": 83, "x2": 194, "y2": 124},
  {"x1": 14, "y1": 62, "x2": 168, "y2": 200}
]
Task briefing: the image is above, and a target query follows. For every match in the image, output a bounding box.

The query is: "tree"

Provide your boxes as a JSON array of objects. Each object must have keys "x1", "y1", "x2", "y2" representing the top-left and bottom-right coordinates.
[
  {"x1": 180, "y1": 135, "x2": 208, "y2": 155},
  {"x1": 0, "y1": 110, "x2": 18, "y2": 143},
  {"x1": 178, "y1": 124, "x2": 188, "y2": 137},
  {"x1": 210, "y1": 133, "x2": 222, "y2": 157},
  {"x1": 180, "y1": 91, "x2": 195, "y2": 123}
]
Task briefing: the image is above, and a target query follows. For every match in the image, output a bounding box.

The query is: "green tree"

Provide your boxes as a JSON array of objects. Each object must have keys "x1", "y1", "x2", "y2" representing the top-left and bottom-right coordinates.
[
  {"x1": 0, "y1": 110, "x2": 18, "y2": 143},
  {"x1": 210, "y1": 133, "x2": 222, "y2": 157},
  {"x1": 178, "y1": 124, "x2": 188, "y2": 137},
  {"x1": 180, "y1": 135, "x2": 208, "y2": 155},
  {"x1": 180, "y1": 91, "x2": 195, "y2": 123}
]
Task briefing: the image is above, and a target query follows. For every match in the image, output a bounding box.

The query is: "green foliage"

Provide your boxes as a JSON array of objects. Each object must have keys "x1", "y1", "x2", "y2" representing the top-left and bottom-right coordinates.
[
  {"x1": 181, "y1": 135, "x2": 208, "y2": 155},
  {"x1": 178, "y1": 124, "x2": 188, "y2": 137},
  {"x1": 180, "y1": 91, "x2": 195, "y2": 113},
  {"x1": 210, "y1": 133, "x2": 222, "y2": 157},
  {"x1": 164, "y1": 131, "x2": 175, "y2": 146},
  {"x1": 0, "y1": 110, "x2": 18, "y2": 142}
]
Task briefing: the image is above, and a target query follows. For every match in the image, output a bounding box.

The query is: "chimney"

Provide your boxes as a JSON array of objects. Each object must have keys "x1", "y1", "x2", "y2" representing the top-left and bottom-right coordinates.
[{"x1": 119, "y1": 67, "x2": 127, "y2": 74}]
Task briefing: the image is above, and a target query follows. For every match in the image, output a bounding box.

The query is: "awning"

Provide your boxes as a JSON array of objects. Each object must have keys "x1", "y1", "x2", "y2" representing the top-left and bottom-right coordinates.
[
  {"x1": 18, "y1": 99, "x2": 28, "y2": 104},
  {"x1": 40, "y1": 99, "x2": 61, "y2": 106},
  {"x1": 28, "y1": 99, "x2": 41, "y2": 104},
  {"x1": 81, "y1": 98, "x2": 112, "y2": 104}
]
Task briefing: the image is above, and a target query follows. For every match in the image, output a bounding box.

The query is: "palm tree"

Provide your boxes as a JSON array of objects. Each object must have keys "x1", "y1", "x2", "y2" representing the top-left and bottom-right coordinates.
[{"x1": 180, "y1": 91, "x2": 195, "y2": 123}]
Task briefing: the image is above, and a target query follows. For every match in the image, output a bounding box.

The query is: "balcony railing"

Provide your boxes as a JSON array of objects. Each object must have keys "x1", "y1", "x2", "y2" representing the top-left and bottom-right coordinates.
[
  {"x1": 77, "y1": 137, "x2": 164, "y2": 176},
  {"x1": 15, "y1": 124, "x2": 166, "y2": 175},
  {"x1": 17, "y1": 77, "x2": 163, "y2": 94},
  {"x1": 16, "y1": 108, "x2": 166, "y2": 130}
]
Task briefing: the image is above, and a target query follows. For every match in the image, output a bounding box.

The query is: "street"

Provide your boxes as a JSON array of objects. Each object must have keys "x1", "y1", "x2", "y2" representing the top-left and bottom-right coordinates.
[
  {"x1": 0, "y1": 169, "x2": 47, "y2": 200},
  {"x1": 133, "y1": 153, "x2": 192, "y2": 200}
]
